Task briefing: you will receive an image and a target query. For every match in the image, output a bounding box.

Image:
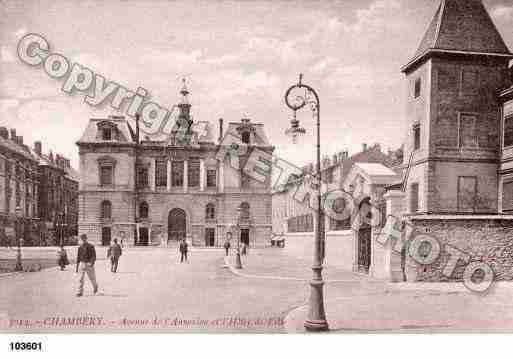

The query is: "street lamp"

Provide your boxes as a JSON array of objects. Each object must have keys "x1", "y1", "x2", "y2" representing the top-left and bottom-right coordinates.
[
  {"x1": 14, "y1": 205, "x2": 23, "y2": 272},
  {"x1": 284, "y1": 73, "x2": 329, "y2": 331},
  {"x1": 235, "y1": 205, "x2": 243, "y2": 269}
]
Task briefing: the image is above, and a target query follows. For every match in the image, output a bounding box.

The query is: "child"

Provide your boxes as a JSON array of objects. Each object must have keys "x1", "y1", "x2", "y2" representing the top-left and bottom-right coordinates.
[{"x1": 57, "y1": 246, "x2": 69, "y2": 270}]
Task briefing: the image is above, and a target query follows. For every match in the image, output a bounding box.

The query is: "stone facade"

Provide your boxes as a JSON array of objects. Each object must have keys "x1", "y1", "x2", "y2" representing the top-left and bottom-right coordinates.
[
  {"x1": 77, "y1": 85, "x2": 274, "y2": 247},
  {"x1": 0, "y1": 128, "x2": 39, "y2": 246},
  {"x1": 374, "y1": 0, "x2": 513, "y2": 283}
]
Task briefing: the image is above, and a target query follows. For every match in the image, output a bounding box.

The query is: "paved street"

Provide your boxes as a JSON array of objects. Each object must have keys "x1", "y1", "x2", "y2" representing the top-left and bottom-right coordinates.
[{"x1": 2, "y1": 246, "x2": 513, "y2": 333}]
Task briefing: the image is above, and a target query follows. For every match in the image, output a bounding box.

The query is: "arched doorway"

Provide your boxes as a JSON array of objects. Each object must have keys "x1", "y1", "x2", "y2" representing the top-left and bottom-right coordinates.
[
  {"x1": 168, "y1": 208, "x2": 186, "y2": 243},
  {"x1": 357, "y1": 197, "x2": 372, "y2": 273}
]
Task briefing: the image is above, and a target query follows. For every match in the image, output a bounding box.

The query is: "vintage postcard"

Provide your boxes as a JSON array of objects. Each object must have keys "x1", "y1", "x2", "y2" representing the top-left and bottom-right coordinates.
[{"x1": 1, "y1": 0, "x2": 513, "y2": 346}]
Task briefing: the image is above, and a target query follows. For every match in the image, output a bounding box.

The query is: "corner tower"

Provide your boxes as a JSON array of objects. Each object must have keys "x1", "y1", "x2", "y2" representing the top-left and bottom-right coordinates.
[{"x1": 401, "y1": 0, "x2": 513, "y2": 214}]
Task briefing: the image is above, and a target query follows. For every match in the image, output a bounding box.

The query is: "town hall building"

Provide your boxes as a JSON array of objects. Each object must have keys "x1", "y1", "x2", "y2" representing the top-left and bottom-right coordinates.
[{"x1": 77, "y1": 82, "x2": 274, "y2": 247}]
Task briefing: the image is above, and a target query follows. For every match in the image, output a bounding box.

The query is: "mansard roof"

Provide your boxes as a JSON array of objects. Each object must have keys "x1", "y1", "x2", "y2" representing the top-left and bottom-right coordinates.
[
  {"x1": 77, "y1": 117, "x2": 135, "y2": 145},
  {"x1": 218, "y1": 120, "x2": 272, "y2": 147},
  {"x1": 402, "y1": 0, "x2": 513, "y2": 73}
]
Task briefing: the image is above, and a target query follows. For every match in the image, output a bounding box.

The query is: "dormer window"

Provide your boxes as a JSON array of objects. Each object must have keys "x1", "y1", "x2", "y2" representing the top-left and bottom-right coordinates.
[
  {"x1": 102, "y1": 128, "x2": 112, "y2": 141},
  {"x1": 242, "y1": 132, "x2": 250, "y2": 144}
]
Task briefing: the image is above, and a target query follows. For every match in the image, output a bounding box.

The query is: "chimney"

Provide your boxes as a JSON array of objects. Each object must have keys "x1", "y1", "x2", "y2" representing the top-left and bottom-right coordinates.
[
  {"x1": 17, "y1": 136, "x2": 23, "y2": 145},
  {"x1": 0, "y1": 127, "x2": 7, "y2": 139},
  {"x1": 10, "y1": 128, "x2": 16, "y2": 141},
  {"x1": 362, "y1": 143, "x2": 367, "y2": 152},
  {"x1": 34, "y1": 141, "x2": 42, "y2": 156},
  {"x1": 218, "y1": 118, "x2": 224, "y2": 143}
]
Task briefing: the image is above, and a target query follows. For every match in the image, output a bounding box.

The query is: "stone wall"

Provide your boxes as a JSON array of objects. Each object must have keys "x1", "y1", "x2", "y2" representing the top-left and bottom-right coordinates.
[{"x1": 408, "y1": 218, "x2": 513, "y2": 281}]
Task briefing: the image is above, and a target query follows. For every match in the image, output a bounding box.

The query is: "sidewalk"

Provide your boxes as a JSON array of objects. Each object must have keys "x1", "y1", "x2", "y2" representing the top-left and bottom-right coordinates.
[{"x1": 223, "y1": 248, "x2": 513, "y2": 333}]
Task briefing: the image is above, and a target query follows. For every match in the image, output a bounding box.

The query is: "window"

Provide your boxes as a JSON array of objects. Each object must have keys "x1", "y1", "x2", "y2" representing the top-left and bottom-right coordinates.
[
  {"x1": 504, "y1": 115, "x2": 513, "y2": 148},
  {"x1": 240, "y1": 202, "x2": 250, "y2": 219},
  {"x1": 101, "y1": 200, "x2": 112, "y2": 219},
  {"x1": 206, "y1": 203, "x2": 215, "y2": 220},
  {"x1": 458, "y1": 176, "x2": 477, "y2": 211},
  {"x1": 188, "y1": 159, "x2": 200, "y2": 187},
  {"x1": 102, "y1": 128, "x2": 112, "y2": 141},
  {"x1": 100, "y1": 165, "x2": 113, "y2": 186},
  {"x1": 241, "y1": 132, "x2": 250, "y2": 144},
  {"x1": 461, "y1": 69, "x2": 479, "y2": 95},
  {"x1": 303, "y1": 193, "x2": 311, "y2": 207},
  {"x1": 171, "y1": 161, "x2": 183, "y2": 187},
  {"x1": 139, "y1": 202, "x2": 148, "y2": 219},
  {"x1": 206, "y1": 169, "x2": 217, "y2": 188},
  {"x1": 438, "y1": 68, "x2": 457, "y2": 91},
  {"x1": 503, "y1": 181, "x2": 513, "y2": 212},
  {"x1": 413, "y1": 124, "x2": 420, "y2": 150},
  {"x1": 414, "y1": 78, "x2": 421, "y2": 98},
  {"x1": 410, "y1": 183, "x2": 419, "y2": 213},
  {"x1": 137, "y1": 166, "x2": 149, "y2": 188},
  {"x1": 155, "y1": 159, "x2": 167, "y2": 187},
  {"x1": 459, "y1": 114, "x2": 478, "y2": 148}
]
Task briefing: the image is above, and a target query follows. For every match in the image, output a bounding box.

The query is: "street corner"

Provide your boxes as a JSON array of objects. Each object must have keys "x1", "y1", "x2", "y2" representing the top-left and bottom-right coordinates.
[{"x1": 283, "y1": 290, "x2": 478, "y2": 333}]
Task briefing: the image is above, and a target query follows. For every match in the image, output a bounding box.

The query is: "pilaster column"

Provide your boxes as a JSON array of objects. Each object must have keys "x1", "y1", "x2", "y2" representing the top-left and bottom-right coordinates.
[
  {"x1": 167, "y1": 159, "x2": 171, "y2": 191},
  {"x1": 183, "y1": 160, "x2": 188, "y2": 193},
  {"x1": 200, "y1": 159, "x2": 205, "y2": 191}
]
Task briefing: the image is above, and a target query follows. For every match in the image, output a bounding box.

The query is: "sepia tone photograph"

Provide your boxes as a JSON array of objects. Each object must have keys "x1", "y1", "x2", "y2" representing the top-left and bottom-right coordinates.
[{"x1": 1, "y1": 0, "x2": 513, "y2": 345}]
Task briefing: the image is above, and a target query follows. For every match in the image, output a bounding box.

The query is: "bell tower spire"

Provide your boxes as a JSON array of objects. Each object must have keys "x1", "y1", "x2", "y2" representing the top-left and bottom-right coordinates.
[{"x1": 178, "y1": 78, "x2": 191, "y2": 123}]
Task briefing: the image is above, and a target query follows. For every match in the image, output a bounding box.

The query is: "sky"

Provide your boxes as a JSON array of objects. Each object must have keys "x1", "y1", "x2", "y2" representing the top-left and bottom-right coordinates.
[{"x1": 1, "y1": 0, "x2": 513, "y2": 169}]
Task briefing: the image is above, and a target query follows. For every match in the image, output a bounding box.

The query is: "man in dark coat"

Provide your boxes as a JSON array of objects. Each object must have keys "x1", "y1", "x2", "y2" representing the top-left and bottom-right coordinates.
[
  {"x1": 223, "y1": 232, "x2": 232, "y2": 256},
  {"x1": 179, "y1": 239, "x2": 188, "y2": 263},
  {"x1": 107, "y1": 238, "x2": 122, "y2": 273},
  {"x1": 75, "y1": 234, "x2": 98, "y2": 297}
]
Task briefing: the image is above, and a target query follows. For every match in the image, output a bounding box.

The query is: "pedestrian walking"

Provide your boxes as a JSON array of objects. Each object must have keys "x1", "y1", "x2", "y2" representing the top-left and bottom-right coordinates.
[
  {"x1": 179, "y1": 239, "x2": 188, "y2": 263},
  {"x1": 107, "y1": 238, "x2": 123, "y2": 273},
  {"x1": 57, "y1": 245, "x2": 69, "y2": 270},
  {"x1": 75, "y1": 234, "x2": 98, "y2": 297},
  {"x1": 119, "y1": 231, "x2": 126, "y2": 248},
  {"x1": 223, "y1": 232, "x2": 232, "y2": 256},
  {"x1": 241, "y1": 242, "x2": 248, "y2": 256}
]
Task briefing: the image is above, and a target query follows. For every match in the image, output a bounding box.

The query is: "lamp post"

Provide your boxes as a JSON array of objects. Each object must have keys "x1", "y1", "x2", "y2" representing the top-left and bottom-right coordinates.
[
  {"x1": 14, "y1": 205, "x2": 23, "y2": 272},
  {"x1": 58, "y1": 212, "x2": 64, "y2": 247},
  {"x1": 235, "y1": 205, "x2": 243, "y2": 269},
  {"x1": 284, "y1": 73, "x2": 328, "y2": 331}
]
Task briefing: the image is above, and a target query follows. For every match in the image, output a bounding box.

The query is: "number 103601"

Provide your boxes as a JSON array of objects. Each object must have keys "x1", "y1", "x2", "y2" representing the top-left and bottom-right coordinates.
[{"x1": 10, "y1": 342, "x2": 42, "y2": 351}]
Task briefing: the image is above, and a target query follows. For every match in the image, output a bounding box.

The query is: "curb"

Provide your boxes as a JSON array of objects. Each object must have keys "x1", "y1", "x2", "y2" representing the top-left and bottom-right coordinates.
[{"x1": 222, "y1": 256, "x2": 384, "y2": 284}]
